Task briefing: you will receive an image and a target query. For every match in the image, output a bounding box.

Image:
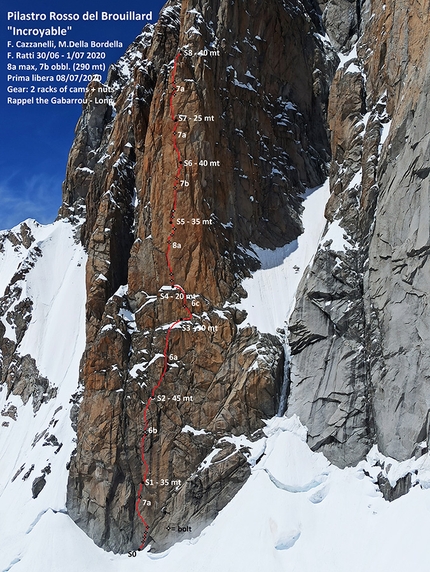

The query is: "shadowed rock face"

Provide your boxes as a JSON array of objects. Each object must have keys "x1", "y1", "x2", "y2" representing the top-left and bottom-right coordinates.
[
  {"x1": 288, "y1": 0, "x2": 430, "y2": 467},
  {"x1": 322, "y1": 0, "x2": 361, "y2": 52},
  {"x1": 63, "y1": 0, "x2": 333, "y2": 553}
]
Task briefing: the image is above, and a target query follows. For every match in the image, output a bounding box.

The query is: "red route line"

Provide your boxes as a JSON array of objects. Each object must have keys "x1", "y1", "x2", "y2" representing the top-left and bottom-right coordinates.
[{"x1": 135, "y1": 51, "x2": 193, "y2": 551}]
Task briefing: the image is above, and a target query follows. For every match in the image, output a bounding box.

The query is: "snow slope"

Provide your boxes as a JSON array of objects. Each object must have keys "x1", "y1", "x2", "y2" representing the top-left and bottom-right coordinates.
[
  {"x1": 0, "y1": 219, "x2": 87, "y2": 572},
  {"x1": 4, "y1": 412, "x2": 430, "y2": 572},
  {"x1": 238, "y1": 181, "x2": 330, "y2": 334}
]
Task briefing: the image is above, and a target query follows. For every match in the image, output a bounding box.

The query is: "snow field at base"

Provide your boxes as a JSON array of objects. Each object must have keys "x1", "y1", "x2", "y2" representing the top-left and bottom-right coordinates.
[
  {"x1": 0, "y1": 176, "x2": 424, "y2": 572},
  {"x1": 237, "y1": 181, "x2": 330, "y2": 334},
  {"x1": 0, "y1": 219, "x2": 87, "y2": 572},
  {"x1": 7, "y1": 415, "x2": 430, "y2": 572},
  {"x1": 1, "y1": 220, "x2": 430, "y2": 572}
]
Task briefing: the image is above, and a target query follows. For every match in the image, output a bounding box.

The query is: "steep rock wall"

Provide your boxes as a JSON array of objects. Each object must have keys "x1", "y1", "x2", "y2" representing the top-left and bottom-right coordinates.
[
  {"x1": 64, "y1": 0, "x2": 335, "y2": 553},
  {"x1": 288, "y1": 0, "x2": 430, "y2": 467}
]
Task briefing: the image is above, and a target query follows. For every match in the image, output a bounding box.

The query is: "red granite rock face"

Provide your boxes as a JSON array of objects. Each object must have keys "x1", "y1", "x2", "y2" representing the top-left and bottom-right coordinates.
[{"x1": 64, "y1": 0, "x2": 334, "y2": 553}]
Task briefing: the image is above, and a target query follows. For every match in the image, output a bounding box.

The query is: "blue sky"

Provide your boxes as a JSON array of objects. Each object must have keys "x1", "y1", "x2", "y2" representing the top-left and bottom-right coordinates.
[{"x1": 1, "y1": 0, "x2": 165, "y2": 230}]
